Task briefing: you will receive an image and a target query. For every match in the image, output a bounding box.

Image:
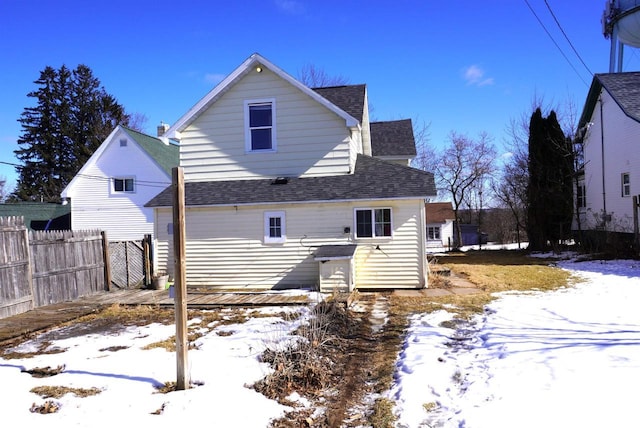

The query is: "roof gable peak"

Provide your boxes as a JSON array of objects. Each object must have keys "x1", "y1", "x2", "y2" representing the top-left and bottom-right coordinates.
[{"x1": 164, "y1": 53, "x2": 359, "y2": 140}]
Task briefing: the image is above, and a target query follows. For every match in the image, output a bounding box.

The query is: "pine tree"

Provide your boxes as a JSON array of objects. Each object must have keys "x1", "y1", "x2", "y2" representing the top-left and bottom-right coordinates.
[
  {"x1": 13, "y1": 65, "x2": 130, "y2": 202},
  {"x1": 527, "y1": 108, "x2": 574, "y2": 251}
]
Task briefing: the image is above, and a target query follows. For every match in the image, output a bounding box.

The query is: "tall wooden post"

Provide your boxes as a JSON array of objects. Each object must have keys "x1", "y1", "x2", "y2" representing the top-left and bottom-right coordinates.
[
  {"x1": 633, "y1": 195, "x2": 640, "y2": 253},
  {"x1": 101, "y1": 231, "x2": 112, "y2": 291},
  {"x1": 173, "y1": 167, "x2": 189, "y2": 390}
]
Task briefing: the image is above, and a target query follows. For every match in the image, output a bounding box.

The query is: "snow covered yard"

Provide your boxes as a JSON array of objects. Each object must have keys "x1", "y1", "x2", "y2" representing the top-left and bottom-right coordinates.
[
  {"x1": 1, "y1": 255, "x2": 639, "y2": 427},
  {"x1": 388, "y1": 257, "x2": 640, "y2": 427}
]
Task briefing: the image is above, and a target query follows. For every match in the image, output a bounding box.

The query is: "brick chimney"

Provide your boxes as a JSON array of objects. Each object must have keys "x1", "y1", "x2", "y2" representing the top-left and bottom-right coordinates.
[{"x1": 157, "y1": 122, "x2": 170, "y2": 137}]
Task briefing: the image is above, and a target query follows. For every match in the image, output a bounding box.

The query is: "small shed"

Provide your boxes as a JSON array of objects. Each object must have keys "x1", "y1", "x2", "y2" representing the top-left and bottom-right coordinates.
[{"x1": 314, "y1": 245, "x2": 357, "y2": 293}]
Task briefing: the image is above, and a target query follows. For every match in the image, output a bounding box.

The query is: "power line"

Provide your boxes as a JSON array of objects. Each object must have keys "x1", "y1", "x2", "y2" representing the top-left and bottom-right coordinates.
[
  {"x1": 544, "y1": 0, "x2": 594, "y2": 77},
  {"x1": 523, "y1": 0, "x2": 590, "y2": 87}
]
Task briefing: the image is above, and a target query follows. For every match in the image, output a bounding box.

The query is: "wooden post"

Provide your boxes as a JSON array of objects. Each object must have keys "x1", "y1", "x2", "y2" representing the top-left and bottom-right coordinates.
[
  {"x1": 143, "y1": 235, "x2": 150, "y2": 287},
  {"x1": 101, "y1": 231, "x2": 112, "y2": 291},
  {"x1": 633, "y1": 195, "x2": 640, "y2": 252},
  {"x1": 173, "y1": 167, "x2": 189, "y2": 390},
  {"x1": 23, "y1": 220, "x2": 35, "y2": 310}
]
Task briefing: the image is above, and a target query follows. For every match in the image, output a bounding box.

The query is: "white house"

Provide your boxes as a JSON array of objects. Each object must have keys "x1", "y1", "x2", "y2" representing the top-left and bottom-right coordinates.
[
  {"x1": 61, "y1": 125, "x2": 179, "y2": 241},
  {"x1": 576, "y1": 72, "x2": 640, "y2": 235},
  {"x1": 425, "y1": 202, "x2": 455, "y2": 250},
  {"x1": 146, "y1": 53, "x2": 436, "y2": 292}
]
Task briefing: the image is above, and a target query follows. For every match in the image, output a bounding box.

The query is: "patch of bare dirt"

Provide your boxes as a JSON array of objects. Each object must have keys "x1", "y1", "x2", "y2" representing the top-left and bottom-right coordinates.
[{"x1": 262, "y1": 293, "x2": 389, "y2": 428}]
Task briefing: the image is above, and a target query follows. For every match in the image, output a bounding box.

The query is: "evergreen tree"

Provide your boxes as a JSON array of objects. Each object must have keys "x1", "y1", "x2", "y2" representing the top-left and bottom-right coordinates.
[
  {"x1": 527, "y1": 108, "x2": 574, "y2": 251},
  {"x1": 13, "y1": 65, "x2": 130, "y2": 202}
]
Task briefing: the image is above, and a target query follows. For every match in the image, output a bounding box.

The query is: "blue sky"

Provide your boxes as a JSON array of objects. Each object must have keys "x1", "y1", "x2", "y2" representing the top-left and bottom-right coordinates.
[{"x1": 0, "y1": 0, "x2": 637, "y2": 192}]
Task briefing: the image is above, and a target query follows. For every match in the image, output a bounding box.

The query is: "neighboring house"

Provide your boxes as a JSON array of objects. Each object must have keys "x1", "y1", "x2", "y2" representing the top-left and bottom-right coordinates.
[
  {"x1": 0, "y1": 202, "x2": 70, "y2": 230},
  {"x1": 147, "y1": 53, "x2": 436, "y2": 292},
  {"x1": 425, "y1": 202, "x2": 455, "y2": 249},
  {"x1": 576, "y1": 72, "x2": 640, "y2": 235},
  {"x1": 61, "y1": 125, "x2": 179, "y2": 241}
]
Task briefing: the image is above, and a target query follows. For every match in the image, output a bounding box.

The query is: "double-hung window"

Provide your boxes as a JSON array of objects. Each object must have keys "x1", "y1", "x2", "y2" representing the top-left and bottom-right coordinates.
[
  {"x1": 264, "y1": 211, "x2": 286, "y2": 243},
  {"x1": 577, "y1": 182, "x2": 586, "y2": 209},
  {"x1": 355, "y1": 208, "x2": 392, "y2": 238},
  {"x1": 245, "y1": 99, "x2": 276, "y2": 152},
  {"x1": 427, "y1": 226, "x2": 441, "y2": 240},
  {"x1": 113, "y1": 177, "x2": 134, "y2": 193},
  {"x1": 622, "y1": 173, "x2": 631, "y2": 197}
]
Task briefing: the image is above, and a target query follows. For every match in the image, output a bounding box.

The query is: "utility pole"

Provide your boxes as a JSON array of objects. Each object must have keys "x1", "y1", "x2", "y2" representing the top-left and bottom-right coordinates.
[{"x1": 173, "y1": 167, "x2": 189, "y2": 390}]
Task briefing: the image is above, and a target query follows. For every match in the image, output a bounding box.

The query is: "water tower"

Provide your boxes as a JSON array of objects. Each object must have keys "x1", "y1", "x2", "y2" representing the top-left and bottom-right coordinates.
[
  {"x1": 603, "y1": 0, "x2": 640, "y2": 71},
  {"x1": 602, "y1": 0, "x2": 640, "y2": 71}
]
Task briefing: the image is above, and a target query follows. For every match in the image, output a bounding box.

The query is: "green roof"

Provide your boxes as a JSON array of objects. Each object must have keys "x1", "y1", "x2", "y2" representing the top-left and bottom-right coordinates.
[
  {"x1": 0, "y1": 202, "x2": 70, "y2": 230},
  {"x1": 121, "y1": 126, "x2": 179, "y2": 175}
]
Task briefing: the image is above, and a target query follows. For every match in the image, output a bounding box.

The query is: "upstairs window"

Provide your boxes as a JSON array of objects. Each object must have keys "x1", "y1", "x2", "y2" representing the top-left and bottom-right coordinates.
[
  {"x1": 264, "y1": 211, "x2": 286, "y2": 244},
  {"x1": 113, "y1": 177, "x2": 134, "y2": 193},
  {"x1": 355, "y1": 208, "x2": 392, "y2": 238},
  {"x1": 622, "y1": 173, "x2": 631, "y2": 197},
  {"x1": 577, "y1": 182, "x2": 586, "y2": 209},
  {"x1": 245, "y1": 99, "x2": 276, "y2": 152}
]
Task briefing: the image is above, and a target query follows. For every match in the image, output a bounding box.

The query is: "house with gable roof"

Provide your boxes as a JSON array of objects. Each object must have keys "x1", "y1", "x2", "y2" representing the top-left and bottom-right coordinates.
[
  {"x1": 576, "y1": 72, "x2": 640, "y2": 237},
  {"x1": 146, "y1": 53, "x2": 436, "y2": 291},
  {"x1": 61, "y1": 125, "x2": 179, "y2": 241},
  {"x1": 425, "y1": 202, "x2": 455, "y2": 250}
]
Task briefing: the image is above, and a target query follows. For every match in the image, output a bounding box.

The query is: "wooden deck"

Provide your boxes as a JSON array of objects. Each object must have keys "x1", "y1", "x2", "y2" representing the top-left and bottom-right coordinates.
[
  {"x1": 88, "y1": 288, "x2": 317, "y2": 307},
  {"x1": 0, "y1": 288, "x2": 319, "y2": 345}
]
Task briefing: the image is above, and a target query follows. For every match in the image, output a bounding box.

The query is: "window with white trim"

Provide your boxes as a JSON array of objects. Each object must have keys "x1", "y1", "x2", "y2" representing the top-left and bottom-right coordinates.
[
  {"x1": 577, "y1": 181, "x2": 586, "y2": 209},
  {"x1": 622, "y1": 172, "x2": 631, "y2": 197},
  {"x1": 355, "y1": 208, "x2": 392, "y2": 238},
  {"x1": 427, "y1": 226, "x2": 441, "y2": 240},
  {"x1": 245, "y1": 99, "x2": 276, "y2": 152},
  {"x1": 264, "y1": 211, "x2": 286, "y2": 243},
  {"x1": 113, "y1": 177, "x2": 134, "y2": 193}
]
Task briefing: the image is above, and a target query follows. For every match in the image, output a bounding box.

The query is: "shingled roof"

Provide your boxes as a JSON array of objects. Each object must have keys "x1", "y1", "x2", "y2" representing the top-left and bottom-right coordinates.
[
  {"x1": 579, "y1": 72, "x2": 640, "y2": 129},
  {"x1": 370, "y1": 119, "x2": 417, "y2": 158},
  {"x1": 145, "y1": 154, "x2": 435, "y2": 208},
  {"x1": 312, "y1": 84, "x2": 366, "y2": 124}
]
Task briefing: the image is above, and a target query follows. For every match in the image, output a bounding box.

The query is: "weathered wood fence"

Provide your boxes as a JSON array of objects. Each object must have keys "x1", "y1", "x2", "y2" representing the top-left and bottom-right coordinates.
[{"x1": 0, "y1": 216, "x2": 109, "y2": 319}]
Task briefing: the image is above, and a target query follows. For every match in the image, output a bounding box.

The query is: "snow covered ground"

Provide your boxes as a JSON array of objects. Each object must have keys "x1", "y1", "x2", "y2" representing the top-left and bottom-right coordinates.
[
  {"x1": 388, "y1": 256, "x2": 640, "y2": 427},
  {"x1": 1, "y1": 255, "x2": 639, "y2": 427}
]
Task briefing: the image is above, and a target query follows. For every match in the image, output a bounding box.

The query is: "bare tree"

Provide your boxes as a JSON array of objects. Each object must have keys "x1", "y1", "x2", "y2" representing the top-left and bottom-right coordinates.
[
  {"x1": 435, "y1": 131, "x2": 497, "y2": 248},
  {"x1": 411, "y1": 119, "x2": 436, "y2": 174},
  {"x1": 127, "y1": 112, "x2": 148, "y2": 133},
  {"x1": 297, "y1": 64, "x2": 349, "y2": 87},
  {"x1": 0, "y1": 176, "x2": 8, "y2": 202}
]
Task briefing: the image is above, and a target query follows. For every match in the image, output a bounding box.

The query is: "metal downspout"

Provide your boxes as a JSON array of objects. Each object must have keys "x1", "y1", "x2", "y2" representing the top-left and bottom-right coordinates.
[{"x1": 600, "y1": 97, "x2": 607, "y2": 218}]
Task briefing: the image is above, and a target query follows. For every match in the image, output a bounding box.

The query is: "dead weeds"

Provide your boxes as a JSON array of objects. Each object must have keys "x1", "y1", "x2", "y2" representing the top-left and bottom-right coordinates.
[
  {"x1": 30, "y1": 385, "x2": 101, "y2": 399},
  {"x1": 22, "y1": 364, "x2": 65, "y2": 378}
]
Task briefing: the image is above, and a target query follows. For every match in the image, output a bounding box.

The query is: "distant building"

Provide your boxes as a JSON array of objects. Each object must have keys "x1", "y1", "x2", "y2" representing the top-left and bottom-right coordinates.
[{"x1": 0, "y1": 202, "x2": 70, "y2": 230}]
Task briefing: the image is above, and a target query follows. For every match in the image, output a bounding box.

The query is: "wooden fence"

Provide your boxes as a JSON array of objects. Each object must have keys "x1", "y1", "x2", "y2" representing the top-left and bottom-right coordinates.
[{"x1": 0, "y1": 216, "x2": 109, "y2": 319}]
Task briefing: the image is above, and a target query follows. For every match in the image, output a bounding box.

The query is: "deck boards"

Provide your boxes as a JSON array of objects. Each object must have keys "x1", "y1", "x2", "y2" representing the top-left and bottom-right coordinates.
[{"x1": 0, "y1": 288, "x2": 317, "y2": 345}]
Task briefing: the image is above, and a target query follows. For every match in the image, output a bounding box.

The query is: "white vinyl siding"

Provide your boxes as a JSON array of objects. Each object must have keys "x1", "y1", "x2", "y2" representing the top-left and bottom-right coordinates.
[
  {"x1": 153, "y1": 199, "x2": 426, "y2": 290},
  {"x1": 581, "y1": 89, "x2": 640, "y2": 231},
  {"x1": 64, "y1": 129, "x2": 171, "y2": 241},
  {"x1": 354, "y1": 200, "x2": 426, "y2": 289},
  {"x1": 179, "y1": 68, "x2": 354, "y2": 181}
]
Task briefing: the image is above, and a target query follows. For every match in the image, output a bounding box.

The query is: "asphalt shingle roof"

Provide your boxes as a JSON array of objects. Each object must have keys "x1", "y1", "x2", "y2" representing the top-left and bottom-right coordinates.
[
  {"x1": 123, "y1": 127, "x2": 179, "y2": 176},
  {"x1": 370, "y1": 119, "x2": 417, "y2": 157},
  {"x1": 314, "y1": 244, "x2": 358, "y2": 260},
  {"x1": 145, "y1": 154, "x2": 436, "y2": 208},
  {"x1": 580, "y1": 72, "x2": 640, "y2": 128},
  {"x1": 312, "y1": 85, "x2": 366, "y2": 123},
  {"x1": 598, "y1": 72, "x2": 640, "y2": 121}
]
